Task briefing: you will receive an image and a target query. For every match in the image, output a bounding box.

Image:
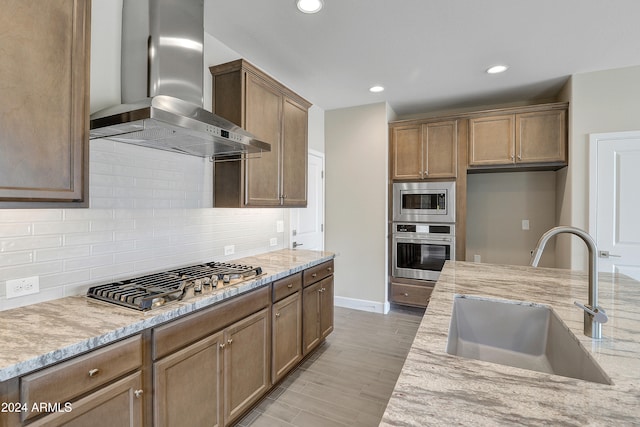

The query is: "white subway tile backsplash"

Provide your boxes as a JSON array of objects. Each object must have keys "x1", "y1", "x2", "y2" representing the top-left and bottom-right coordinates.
[{"x1": 0, "y1": 140, "x2": 289, "y2": 310}]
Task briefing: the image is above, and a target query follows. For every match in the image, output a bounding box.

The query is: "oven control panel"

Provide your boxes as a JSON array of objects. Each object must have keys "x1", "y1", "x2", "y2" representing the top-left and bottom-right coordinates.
[{"x1": 395, "y1": 223, "x2": 453, "y2": 235}]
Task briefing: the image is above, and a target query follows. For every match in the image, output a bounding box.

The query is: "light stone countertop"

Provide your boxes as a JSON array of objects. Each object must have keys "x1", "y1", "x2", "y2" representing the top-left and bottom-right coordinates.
[
  {"x1": 0, "y1": 249, "x2": 334, "y2": 382},
  {"x1": 381, "y1": 261, "x2": 640, "y2": 426}
]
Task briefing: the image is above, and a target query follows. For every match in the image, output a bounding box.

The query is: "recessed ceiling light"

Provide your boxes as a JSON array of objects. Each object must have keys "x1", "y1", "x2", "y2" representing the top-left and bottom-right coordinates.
[
  {"x1": 486, "y1": 65, "x2": 509, "y2": 74},
  {"x1": 297, "y1": 0, "x2": 324, "y2": 14},
  {"x1": 369, "y1": 85, "x2": 385, "y2": 93}
]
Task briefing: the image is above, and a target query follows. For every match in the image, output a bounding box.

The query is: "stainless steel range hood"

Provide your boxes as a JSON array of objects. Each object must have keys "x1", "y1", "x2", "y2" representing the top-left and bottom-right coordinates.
[{"x1": 89, "y1": 0, "x2": 270, "y2": 158}]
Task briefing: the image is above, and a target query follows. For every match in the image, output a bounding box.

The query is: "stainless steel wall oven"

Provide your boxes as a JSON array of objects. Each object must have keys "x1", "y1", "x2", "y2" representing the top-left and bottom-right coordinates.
[{"x1": 392, "y1": 223, "x2": 455, "y2": 281}]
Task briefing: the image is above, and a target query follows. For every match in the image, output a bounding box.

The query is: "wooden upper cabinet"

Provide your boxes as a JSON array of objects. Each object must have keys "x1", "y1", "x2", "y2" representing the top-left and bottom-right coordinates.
[
  {"x1": 468, "y1": 105, "x2": 568, "y2": 170},
  {"x1": 424, "y1": 121, "x2": 457, "y2": 178},
  {"x1": 468, "y1": 114, "x2": 515, "y2": 166},
  {"x1": 244, "y1": 74, "x2": 282, "y2": 206},
  {"x1": 210, "y1": 59, "x2": 311, "y2": 208},
  {"x1": 281, "y1": 98, "x2": 309, "y2": 206},
  {"x1": 516, "y1": 109, "x2": 567, "y2": 164},
  {"x1": 0, "y1": 0, "x2": 90, "y2": 207},
  {"x1": 391, "y1": 126, "x2": 423, "y2": 180},
  {"x1": 391, "y1": 120, "x2": 457, "y2": 180}
]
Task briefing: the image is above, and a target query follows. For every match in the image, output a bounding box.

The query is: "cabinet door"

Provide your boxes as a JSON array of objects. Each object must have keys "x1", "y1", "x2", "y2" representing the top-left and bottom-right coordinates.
[
  {"x1": 516, "y1": 109, "x2": 566, "y2": 164},
  {"x1": 281, "y1": 97, "x2": 308, "y2": 206},
  {"x1": 28, "y1": 372, "x2": 143, "y2": 427},
  {"x1": 424, "y1": 121, "x2": 457, "y2": 178},
  {"x1": 272, "y1": 292, "x2": 302, "y2": 384},
  {"x1": 302, "y1": 281, "x2": 321, "y2": 355},
  {"x1": 391, "y1": 126, "x2": 423, "y2": 180},
  {"x1": 224, "y1": 308, "x2": 270, "y2": 425},
  {"x1": 154, "y1": 333, "x2": 223, "y2": 427},
  {"x1": 468, "y1": 115, "x2": 515, "y2": 166},
  {"x1": 0, "y1": 0, "x2": 89, "y2": 206},
  {"x1": 244, "y1": 74, "x2": 282, "y2": 206},
  {"x1": 319, "y1": 276, "x2": 334, "y2": 340}
]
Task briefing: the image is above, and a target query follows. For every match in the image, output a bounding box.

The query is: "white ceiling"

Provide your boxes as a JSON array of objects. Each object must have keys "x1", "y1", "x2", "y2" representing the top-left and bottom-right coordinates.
[{"x1": 205, "y1": 0, "x2": 640, "y2": 117}]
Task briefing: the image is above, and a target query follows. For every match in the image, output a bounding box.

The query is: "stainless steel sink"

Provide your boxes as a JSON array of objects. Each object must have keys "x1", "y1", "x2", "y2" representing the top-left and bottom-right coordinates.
[{"x1": 446, "y1": 295, "x2": 612, "y2": 385}]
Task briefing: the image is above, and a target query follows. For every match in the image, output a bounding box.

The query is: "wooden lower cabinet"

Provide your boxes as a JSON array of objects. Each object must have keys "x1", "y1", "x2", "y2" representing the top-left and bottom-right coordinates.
[
  {"x1": 303, "y1": 276, "x2": 334, "y2": 355},
  {"x1": 153, "y1": 333, "x2": 223, "y2": 427},
  {"x1": 27, "y1": 372, "x2": 143, "y2": 427},
  {"x1": 272, "y1": 291, "x2": 302, "y2": 384},
  {"x1": 224, "y1": 308, "x2": 271, "y2": 425},
  {"x1": 153, "y1": 308, "x2": 270, "y2": 427},
  {"x1": 390, "y1": 281, "x2": 434, "y2": 308}
]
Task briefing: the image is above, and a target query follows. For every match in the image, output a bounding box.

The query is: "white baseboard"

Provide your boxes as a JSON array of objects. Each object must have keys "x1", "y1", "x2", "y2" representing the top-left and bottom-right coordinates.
[{"x1": 334, "y1": 296, "x2": 390, "y2": 314}]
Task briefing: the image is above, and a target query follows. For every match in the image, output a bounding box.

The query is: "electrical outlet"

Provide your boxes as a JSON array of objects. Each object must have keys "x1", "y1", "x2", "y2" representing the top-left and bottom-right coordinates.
[
  {"x1": 224, "y1": 245, "x2": 235, "y2": 256},
  {"x1": 522, "y1": 219, "x2": 530, "y2": 230},
  {"x1": 270, "y1": 237, "x2": 278, "y2": 247},
  {"x1": 6, "y1": 276, "x2": 40, "y2": 299},
  {"x1": 276, "y1": 220, "x2": 284, "y2": 233},
  {"x1": 473, "y1": 254, "x2": 481, "y2": 263}
]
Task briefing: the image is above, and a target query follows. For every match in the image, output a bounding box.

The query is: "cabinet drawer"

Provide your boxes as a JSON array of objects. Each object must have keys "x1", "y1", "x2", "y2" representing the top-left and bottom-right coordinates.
[
  {"x1": 272, "y1": 273, "x2": 302, "y2": 302},
  {"x1": 390, "y1": 283, "x2": 433, "y2": 307},
  {"x1": 303, "y1": 260, "x2": 334, "y2": 287},
  {"x1": 20, "y1": 335, "x2": 142, "y2": 421}
]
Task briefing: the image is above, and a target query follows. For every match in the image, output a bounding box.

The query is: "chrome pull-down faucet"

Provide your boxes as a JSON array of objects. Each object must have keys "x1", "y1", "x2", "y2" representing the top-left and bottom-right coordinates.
[{"x1": 530, "y1": 226, "x2": 608, "y2": 339}]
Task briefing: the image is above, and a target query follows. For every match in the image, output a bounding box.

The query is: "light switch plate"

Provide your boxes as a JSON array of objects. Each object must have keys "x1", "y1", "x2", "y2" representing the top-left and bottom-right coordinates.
[
  {"x1": 270, "y1": 237, "x2": 278, "y2": 247},
  {"x1": 522, "y1": 220, "x2": 530, "y2": 230},
  {"x1": 276, "y1": 220, "x2": 284, "y2": 233}
]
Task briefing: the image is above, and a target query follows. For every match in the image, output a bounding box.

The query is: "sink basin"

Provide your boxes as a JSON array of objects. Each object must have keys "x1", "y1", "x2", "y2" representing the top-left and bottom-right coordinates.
[{"x1": 446, "y1": 295, "x2": 612, "y2": 385}]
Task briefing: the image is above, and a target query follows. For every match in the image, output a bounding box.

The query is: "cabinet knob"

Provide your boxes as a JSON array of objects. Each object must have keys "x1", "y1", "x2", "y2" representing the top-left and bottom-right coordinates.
[
  {"x1": 287, "y1": 284, "x2": 293, "y2": 288},
  {"x1": 312, "y1": 273, "x2": 317, "y2": 278},
  {"x1": 134, "y1": 389, "x2": 143, "y2": 399},
  {"x1": 275, "y1": 312, "x2": 281, "y2": 318},
  {"x1": 327, "y1": 267, "x2": 332, "y2": 272},
  {"x1": 424, "y1": 169, "x2": 428, "y2": 176},
  {"x1": 88, "y1": 368, "x2": 100, "y2": 377},
  {"x1": 403, "y1": 293, "x2": 409, "y2": 297},
  {"x1": 227, "y1": 338, "x2": 233, "y2": 345},
  {"x1": 220, "y1": 343, "x2": 226, "y2": 349}
]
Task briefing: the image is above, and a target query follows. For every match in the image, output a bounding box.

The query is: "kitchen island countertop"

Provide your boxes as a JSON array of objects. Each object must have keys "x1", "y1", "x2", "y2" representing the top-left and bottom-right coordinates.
[
  {"x1": 381, "y1": 261, "x2": 640, "y2": 426},
  {"x1": 0, "y1": 249, "x2": 334, "y2": 382}
]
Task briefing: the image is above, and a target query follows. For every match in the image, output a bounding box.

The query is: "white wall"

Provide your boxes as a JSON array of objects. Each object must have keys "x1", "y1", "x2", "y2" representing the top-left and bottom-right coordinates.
[
  {"x1": 325, "y1": 102, "x2": 392, "y2": 313},
  {"x1": 558, "y1": 65, "x2": 640, "y2": 270}
]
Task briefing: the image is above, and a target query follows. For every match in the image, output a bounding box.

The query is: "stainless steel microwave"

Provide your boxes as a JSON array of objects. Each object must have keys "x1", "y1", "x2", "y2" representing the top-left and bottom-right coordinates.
[{"x1": 392, "y1": 181, "x2": 456, "y2": 223}]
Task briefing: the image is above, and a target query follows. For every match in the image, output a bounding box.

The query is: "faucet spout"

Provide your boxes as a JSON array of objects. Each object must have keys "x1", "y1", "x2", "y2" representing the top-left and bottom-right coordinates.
[{"x1": 530, "y1": 226, "x2": 606, "y2": 339}]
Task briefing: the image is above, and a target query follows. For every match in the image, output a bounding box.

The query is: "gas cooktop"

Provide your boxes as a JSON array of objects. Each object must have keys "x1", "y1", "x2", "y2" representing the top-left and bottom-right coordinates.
[{"x1": 87, "y1": 261, "x2": 263, "y2": 311}]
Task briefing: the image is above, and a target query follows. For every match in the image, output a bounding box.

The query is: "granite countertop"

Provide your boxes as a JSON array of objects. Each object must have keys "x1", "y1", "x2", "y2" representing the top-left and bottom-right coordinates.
[
  {"x1": 0, "y1": 249, "x2": 334, "y2": 382},
  {"x1": 381, "y1": 261, "x2": 640, "y2": 426}
]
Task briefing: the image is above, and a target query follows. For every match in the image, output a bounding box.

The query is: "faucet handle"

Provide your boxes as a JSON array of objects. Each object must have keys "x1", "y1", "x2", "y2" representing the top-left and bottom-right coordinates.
[{"x1": 574, "y1": 301, "x2": 608, "y2": 324}]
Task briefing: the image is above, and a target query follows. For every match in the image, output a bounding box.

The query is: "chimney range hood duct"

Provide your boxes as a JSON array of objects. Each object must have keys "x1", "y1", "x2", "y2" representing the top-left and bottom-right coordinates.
[{"x1": 89, "y1": 0, "x2": 270, "y2": 158}]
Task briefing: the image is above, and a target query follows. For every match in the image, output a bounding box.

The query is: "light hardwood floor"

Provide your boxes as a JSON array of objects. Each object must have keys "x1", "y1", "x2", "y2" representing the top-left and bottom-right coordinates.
[{"x1": 236, "y1": 306, "x2": 425, "y2": 426}]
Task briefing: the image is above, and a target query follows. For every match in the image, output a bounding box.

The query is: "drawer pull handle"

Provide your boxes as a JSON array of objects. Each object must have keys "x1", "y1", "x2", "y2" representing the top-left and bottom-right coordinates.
[
  {"x1": 287, "y1": 284, "x2": 293, "y2": 288},
  {"x1": 403, "y1": 293, "x2": 409, "y2": 297},
  {"x1": 327, "y1": 267, "x2": 332, "y2": 272},
  {"x1": 88, "y1": 368, "x2": 100, "y2": 377},
  {"x1": 134, "y1": 389, "x2": 143, "y2": 399},
  {"x1": 312, "y1": 273, "x2": 317, "y2": 278}
]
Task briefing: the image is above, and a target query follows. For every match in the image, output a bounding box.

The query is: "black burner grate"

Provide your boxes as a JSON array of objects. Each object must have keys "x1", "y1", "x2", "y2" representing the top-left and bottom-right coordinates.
[{"x1": 87, "y1": 262, "x2": 262, "y2": 311}]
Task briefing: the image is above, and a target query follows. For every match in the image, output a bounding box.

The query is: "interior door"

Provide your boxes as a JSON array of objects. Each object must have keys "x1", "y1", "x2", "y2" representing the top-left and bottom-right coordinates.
[
  {"x1": 290, "y1": 150, "x2": 324, "y2": 250},
  {"x1": 589, "y1": 131, "x2": 640, "y2": 280}
]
